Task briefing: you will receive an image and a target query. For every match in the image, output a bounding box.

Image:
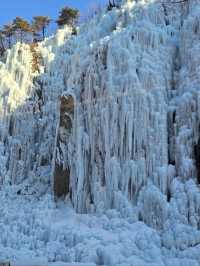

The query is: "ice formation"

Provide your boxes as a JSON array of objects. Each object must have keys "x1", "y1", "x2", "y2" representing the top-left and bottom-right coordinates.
[{"x1": 1, "y1": 0, "x2": 200, "y2": 265}]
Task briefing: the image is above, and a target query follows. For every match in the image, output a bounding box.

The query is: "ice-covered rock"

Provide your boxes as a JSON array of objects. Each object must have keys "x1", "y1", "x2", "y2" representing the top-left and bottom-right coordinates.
[{"x1": 1, "y1": 0, "x2": 200, "y2": 265}]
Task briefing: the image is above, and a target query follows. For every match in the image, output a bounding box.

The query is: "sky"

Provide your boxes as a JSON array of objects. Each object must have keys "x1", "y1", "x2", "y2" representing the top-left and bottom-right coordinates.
[{"x1": 0, "y1": 0, "x2": 107, "y2": 28}]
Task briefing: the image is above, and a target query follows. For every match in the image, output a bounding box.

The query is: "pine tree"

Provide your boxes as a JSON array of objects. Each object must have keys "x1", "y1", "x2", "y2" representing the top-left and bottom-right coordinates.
[
  {"x1": 13, "y1": 17, "x2": 32, "y2": 43},
  {"x1": 32, "y1": 16, "x2": 51, "y2": 40},
  {"x1": 56, "y1": 7, "x2": 79, "y2": 28},
  {"x1": 2, "y1": 23, "x2": 15, "y2": 48}
]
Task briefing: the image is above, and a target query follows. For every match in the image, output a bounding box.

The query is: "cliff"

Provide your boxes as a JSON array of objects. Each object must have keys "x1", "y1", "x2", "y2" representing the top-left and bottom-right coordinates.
[{"x1": 1, "y1": 0, "x2": 200, "y2": 265}]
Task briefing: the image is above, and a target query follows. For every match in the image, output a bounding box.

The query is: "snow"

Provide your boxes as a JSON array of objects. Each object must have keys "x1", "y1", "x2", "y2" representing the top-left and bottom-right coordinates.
[
  {"x1": 0, "y1": 185, "x2": 199, "y2": 266},
  {"x1": 0, "y1": 0, "x2": 200, "y2": 265}
]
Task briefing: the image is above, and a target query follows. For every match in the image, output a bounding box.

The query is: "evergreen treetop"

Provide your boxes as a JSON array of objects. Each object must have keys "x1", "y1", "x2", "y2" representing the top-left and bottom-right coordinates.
[
  {"x1": 32, "y1": 16, "x2": 51, "y2": 40},
  {"x1": 56, "y1": 7, "x2": 79, "y2": 27}
]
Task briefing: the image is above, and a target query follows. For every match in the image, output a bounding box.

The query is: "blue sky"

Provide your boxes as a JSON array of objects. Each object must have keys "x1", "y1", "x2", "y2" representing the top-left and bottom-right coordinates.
[{"x1": 0, "y1": 0, "x2": 107, "y2": 27}]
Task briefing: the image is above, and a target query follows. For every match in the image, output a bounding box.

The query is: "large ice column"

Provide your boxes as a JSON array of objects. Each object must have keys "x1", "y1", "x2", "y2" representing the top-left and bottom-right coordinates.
[
  {"x1": 59, "y1": 2, "x2": 177, "y2": 213},
  {"x1": 172, "y1": 2, "x2": 200, "y2": 183},
  {"x1": 0, "y1": 43, "x2": 33, "y2": 112},
  {"x1": 0, "y1": 43, "x2": 35, "y2": 183},
  {"x1": 0, "y1": 42, "x2": 58, "y2": 187},
  {"x1": 160, "y1": 0, "x2": 200, "y2": 232}
]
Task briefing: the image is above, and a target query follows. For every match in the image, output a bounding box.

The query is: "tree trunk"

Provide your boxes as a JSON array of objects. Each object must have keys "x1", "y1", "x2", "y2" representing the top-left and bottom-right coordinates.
[{"x1": 42, "y1": 26, "x2": 45, "y2": 40}]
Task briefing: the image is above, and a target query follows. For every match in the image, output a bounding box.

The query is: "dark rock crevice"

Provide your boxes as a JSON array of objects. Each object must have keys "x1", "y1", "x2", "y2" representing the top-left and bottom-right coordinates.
[{"x1": 53, "y1": 95, "x2": 74, "y2": 199}]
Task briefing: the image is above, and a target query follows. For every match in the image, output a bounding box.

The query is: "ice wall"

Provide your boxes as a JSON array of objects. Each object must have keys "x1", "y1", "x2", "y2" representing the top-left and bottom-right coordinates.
[
  {"x1": 0, "y1": 0, "x2": 200, "y2": 237},
  {"x1": 49, "y1": 0, "x2": 178, "y2": 213}
]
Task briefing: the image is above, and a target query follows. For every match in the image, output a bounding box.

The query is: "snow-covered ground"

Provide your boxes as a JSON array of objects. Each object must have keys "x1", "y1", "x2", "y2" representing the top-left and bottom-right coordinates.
[{"x1": 0, "y1": 184, "x2": 200, "y2": 266}]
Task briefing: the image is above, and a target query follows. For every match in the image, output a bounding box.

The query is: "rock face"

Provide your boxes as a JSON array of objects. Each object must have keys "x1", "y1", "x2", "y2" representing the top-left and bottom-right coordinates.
[
  {"x1": 53, "y1": 95, "x2": 74, "y2": 198},
  {"x1": 0, "y1": 0, "x2": 200, "y2": 233}
]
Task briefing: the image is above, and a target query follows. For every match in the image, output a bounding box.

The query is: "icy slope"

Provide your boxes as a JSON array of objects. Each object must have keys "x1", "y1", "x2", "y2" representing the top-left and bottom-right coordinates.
[{"x1": 0, "y1": 0, "x2": 200, "y2": 265}]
